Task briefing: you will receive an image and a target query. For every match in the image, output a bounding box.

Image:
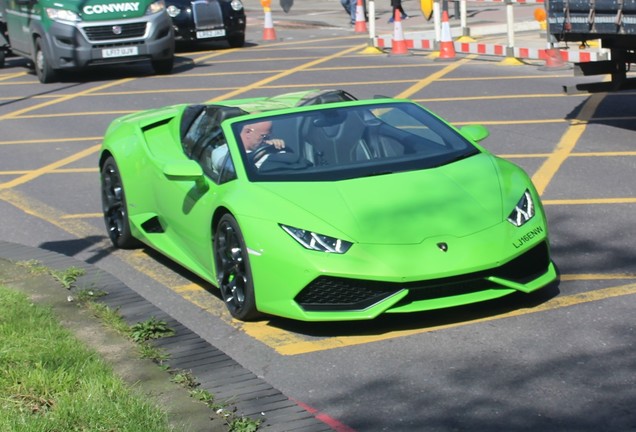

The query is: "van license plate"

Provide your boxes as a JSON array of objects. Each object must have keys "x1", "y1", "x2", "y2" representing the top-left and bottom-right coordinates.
[
  {"x1": 196, "y1": 29, "x2": 225, "y2": 39},
  {"x1": 102, "y1": 47, "x2": 139, "y2": 58}
]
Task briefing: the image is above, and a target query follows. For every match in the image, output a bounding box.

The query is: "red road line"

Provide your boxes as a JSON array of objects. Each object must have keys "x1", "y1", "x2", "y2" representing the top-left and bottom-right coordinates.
[{"x1": 292, "y1": 398, "x2": 357, "y2": 432}]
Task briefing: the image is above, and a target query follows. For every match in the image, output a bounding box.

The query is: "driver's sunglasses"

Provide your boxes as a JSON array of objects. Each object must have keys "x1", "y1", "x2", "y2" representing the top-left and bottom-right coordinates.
[{"x1": 246, "y1": 128, "x2": 270, "y2": 140}]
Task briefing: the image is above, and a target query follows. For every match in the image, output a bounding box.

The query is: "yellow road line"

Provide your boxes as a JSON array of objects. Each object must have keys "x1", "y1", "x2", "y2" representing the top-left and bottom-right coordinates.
[
  {"x1": 501, "y1": 151, "x2": 636, "y2": 158},
  {"x1": 206, "y1": 44, "x2": 366, "y2": 103},
  {"x1": 0, "y1": 72, "x2": 28, "y2": 81},
  {"x1": 0, "y1": 144, "x2": 101, "y2": 190},
  {"x1": 50, "y1": 168, "x2": 98, "y2": 173},
  {"x1": 1, "y1": 168, "x2": 98, "y2": 175},
  {"x1": 0, "y1": 189, "x2": 202, "y2": 291},
  {"x1": 0, "y1": 189, "x2": 105, "y2": 240},
  {"x1": 531, "y1": 92, "x2": 605, "y2": 196},
  {"x1": 0, "y1": 137, "x2": 102, "y2": 145},
  {"x1": 543, "y1": 197, "x2": 636, "y2": 205},
  {"x1": 60, "y1": 213, "x2": 102, "y2": 219},
  {"x1": 4, "y1": 43, "x2": 632, "y2": 357},
  {"x1": 267, "y1": 282, "x2": 636, "y2": 356},
  {"x1": 6, "y1": 111, "x2": 133, "y2": 120},
  {"x1": 396, "y1": 56, "x2": 475, "y2": 99},
  {"x1": 439, "y1": 74, "x2": 571, "y2": 82},
  {"x1": 0, "y1": 78, "x2": 134, "y2": 120},
  {"x1": 4, "y1": 187, "x2": 635, "y2": 356},
  {"x1": 561, "y1": 273, "x2": 636, "y2": 281},
  {"x1": 453, "y1": 118, "x2": 566, "y2": 126},
  {"x1": 173, "y1": 283, "x2": 206, "y2": 294},
  {"x1": 418, "y1": 93, "x2": 575, "y2": 102}
]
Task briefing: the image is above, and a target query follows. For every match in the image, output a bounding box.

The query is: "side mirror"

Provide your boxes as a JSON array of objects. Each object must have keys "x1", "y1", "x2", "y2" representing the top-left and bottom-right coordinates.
[
  {"x1": 459, "y1": 125, "x2": 489, "y2": 143},
  {"x1": 163, "y1": 160, "x2": 203, "y2": 181}
]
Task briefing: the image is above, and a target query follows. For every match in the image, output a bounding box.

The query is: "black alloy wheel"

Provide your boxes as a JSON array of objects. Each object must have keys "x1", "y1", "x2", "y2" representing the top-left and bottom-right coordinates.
[
  {"x1": 213, "y1": 214, "x2": 260, "y2": 321},
  {"x1": 100, "y1": 156, "x2": 139, "y2": 249}
]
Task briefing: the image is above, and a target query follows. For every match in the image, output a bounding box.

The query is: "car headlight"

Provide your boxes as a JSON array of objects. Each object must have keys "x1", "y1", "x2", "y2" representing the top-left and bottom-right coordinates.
[
  {"x1": 281, "y1": 225, "x2": 352, "y2": 254},
  {"x1": 507, "y1": 189, "x2": 535, "y2": 227},
  {"x1": 145, "y1": 0, "x2": 165, "y2": 15},
  {"x1": 230, "y1": 0, "x2": 244, "y2": 11},
  {"x1": 46, "y1": 8, "x2": 80, "y2": 22},
  {"x1": 166, "y1": 4, "x2": 180, "y2": 17}
]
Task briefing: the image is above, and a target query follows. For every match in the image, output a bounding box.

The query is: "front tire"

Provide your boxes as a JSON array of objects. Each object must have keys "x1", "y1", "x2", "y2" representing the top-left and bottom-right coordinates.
[
  {"x1": 151, "y1": 56, "x2": 174, "y2": 75},
  {"x1": 100, "y1": 156, "x2": 140, "y2": 249},
  {"x1": 34, "y1": 37, "x2": 57, "y2": 83},
  {"x1": 213, "y1": 214, "x2": 260, "y2": 321}
]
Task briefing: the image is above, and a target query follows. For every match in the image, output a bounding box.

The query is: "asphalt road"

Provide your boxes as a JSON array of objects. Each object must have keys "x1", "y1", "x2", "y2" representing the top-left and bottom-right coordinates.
[{"x1": 1, "y1": 1, "x2": 635, "y2": 431}]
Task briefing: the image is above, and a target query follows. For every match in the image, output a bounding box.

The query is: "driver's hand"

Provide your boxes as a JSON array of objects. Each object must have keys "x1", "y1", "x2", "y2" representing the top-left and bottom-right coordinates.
[{"x1": 265, "y1": 138, "x2": 285, "y2": 149}]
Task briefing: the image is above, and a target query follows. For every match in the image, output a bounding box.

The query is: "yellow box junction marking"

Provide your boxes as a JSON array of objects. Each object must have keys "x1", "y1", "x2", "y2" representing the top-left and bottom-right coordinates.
[{"x1": 1, "y1": 40, "x2": 634, "y2": 358}]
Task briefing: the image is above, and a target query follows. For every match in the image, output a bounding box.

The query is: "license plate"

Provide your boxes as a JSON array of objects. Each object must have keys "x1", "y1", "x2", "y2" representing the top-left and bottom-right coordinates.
[
  {"x1": 102, "y1": 47, "x2": 139, "y2": 58},
  {"x1": 196, "y1": 29, "x2": 225, "y2": 39}
]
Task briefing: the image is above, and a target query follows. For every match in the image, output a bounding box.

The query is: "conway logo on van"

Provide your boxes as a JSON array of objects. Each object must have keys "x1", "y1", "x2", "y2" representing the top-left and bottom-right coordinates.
[{"x1": 83, "y1": 2, "x2": 140, "y2": 14}]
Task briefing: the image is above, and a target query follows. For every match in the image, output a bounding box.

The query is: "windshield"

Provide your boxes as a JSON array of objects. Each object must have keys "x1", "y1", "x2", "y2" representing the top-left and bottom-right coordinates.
[{"x1": 232, "y1": 102, "x2": 480, "y2": 182}]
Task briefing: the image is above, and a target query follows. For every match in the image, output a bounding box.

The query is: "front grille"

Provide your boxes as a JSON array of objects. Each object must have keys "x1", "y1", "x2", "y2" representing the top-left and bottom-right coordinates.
[
  {"x1": 494, "y1": 241, "x2": 550, "y2": 283},
  {"x1": 84, "y1": 22, "x2": 147, "y2": 41},
  {"x1": 295, "y1": 241, "x2": 551, "y2": 312},
  {"x1": 295, "y1": 278, "x2": 399, "y2": 312},
  {"x1": 192, "y1": 1, "x2": 223, "y2": 28}
]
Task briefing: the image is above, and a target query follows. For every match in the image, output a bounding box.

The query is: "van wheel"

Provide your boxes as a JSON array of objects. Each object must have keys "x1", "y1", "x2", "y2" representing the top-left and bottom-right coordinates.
[
  {"x1": 34, "y1": 37, "x2": 57, "y2": 83},
  {"x1": 227, "y1": 33, "x2": 245, "y2": 48},
  {"x1": 151, "y1": 57, "x2": 173, "y2": 75}
]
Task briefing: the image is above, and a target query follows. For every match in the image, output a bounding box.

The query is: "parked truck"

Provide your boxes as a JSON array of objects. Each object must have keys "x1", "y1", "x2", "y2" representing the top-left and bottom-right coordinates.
[
  {"x1": 0, "y1": 0, "x2": 174, "y2": 83},
  {"x1": 547, "y1": 0, "x2": 636, "y2": 90}
]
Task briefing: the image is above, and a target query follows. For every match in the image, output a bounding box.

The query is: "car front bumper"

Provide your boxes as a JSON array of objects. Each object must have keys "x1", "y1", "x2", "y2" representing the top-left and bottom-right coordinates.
[
  {"x1": 43, "y1": 13, "x2": 174, "y2": 70},
  {"x1": 244, "y1": 216, "x2": 558, "y2": 322}
]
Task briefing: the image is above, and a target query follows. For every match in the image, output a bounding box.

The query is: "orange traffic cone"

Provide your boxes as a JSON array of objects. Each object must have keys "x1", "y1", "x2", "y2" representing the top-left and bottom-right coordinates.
[
  {"x1": 539, "y1": 48, "x2": 570, "y2": 70},
  {"x1": 437, "y1": 10, "x2": 456, "y2": 60},
  {"x1": 354, "y1": 0, "x2": 367, "y2": 33},
  {"x1": 390, "y1": 9, "x2": 409, "y2": 55},
  {"x1": 263, "y1": 7, "x2": 277, "y2": 41}
]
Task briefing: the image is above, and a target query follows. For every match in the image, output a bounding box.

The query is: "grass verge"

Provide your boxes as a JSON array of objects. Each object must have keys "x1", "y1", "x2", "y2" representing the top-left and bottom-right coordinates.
[{"x1": 0, "y1": 284, "x2": 175, "y2": 431}]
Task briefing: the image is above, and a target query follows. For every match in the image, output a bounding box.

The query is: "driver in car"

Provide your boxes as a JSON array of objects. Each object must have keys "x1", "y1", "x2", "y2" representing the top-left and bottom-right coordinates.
[
  {"x1": 212, "y1": 120, "x2": 285, "y2": 172},
  {"x1": 240, "y1": 121, "x2": 285, "y2": 168}
]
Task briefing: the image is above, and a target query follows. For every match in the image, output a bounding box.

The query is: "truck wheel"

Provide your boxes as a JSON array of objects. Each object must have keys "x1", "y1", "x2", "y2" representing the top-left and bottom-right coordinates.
[
  {"x1": 227, "y1": 33, "x2": 245, "y2": 48},
  {"x1": 151, "y1": 57, "x2": 173, "y2": 75},
  {"x1": 34, "y1": 37, "x2": 57, "y2": 83}
]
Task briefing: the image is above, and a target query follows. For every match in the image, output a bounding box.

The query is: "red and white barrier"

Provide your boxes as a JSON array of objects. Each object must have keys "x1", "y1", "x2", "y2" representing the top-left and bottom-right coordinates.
[
  {"x1": 376, "y1": 36, "x2": 607, "y2": 62},
  {"x1": 372, "y1": 0, "x2": 609, "y2": 63}
]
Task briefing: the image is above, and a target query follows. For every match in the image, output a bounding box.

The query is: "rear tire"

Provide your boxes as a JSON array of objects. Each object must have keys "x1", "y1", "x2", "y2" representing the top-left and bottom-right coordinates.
[
  {"x1": 213, "y1": 214, "x2": 260, "y2": 321},
  {"x1": 227, "y1": 33, "x2": 245, "y2": 48},
  {"x1": 100, "y1": 156, "x2": 140, "y2": 249},
  {"x1": 34, "y1": 37, "x2": 57, "y2": 83},
  {"x1": 151, "y1": 57, "x2": 174, "y2": 75}
]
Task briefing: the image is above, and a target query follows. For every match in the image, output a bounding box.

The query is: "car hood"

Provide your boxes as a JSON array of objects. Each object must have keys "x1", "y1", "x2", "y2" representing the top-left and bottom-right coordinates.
[{"x1": 257, "y1": 154, "x2": 505, "y2": 245}]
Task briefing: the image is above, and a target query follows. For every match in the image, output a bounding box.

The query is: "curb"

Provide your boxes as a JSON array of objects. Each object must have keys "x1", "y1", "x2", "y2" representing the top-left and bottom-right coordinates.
[{"x1": 0, "y1": 241, "x2": 333, "y2": 432}]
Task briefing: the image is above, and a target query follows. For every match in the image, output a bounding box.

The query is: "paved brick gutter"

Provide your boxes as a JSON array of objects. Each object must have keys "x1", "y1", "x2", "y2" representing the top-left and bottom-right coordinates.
[{"x1": 0, "y1": 240, "x2": 333, "y2": 432}]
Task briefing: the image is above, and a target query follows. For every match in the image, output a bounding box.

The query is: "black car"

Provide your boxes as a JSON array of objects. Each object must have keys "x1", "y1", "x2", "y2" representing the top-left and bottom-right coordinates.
[{"x1": 166, "y1": 0, "x2": 246, "y2": 47}]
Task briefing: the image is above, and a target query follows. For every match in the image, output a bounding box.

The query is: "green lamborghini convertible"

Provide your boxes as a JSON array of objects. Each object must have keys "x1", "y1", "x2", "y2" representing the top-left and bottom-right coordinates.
[{"x1": 99, "y1": 89, "x2": 558, "y2": 322}]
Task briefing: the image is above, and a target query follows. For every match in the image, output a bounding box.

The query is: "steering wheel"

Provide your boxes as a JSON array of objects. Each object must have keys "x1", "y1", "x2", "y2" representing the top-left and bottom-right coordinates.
[{"x1": 249, "y1": 143, "x2": 283, "y2": 166}]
